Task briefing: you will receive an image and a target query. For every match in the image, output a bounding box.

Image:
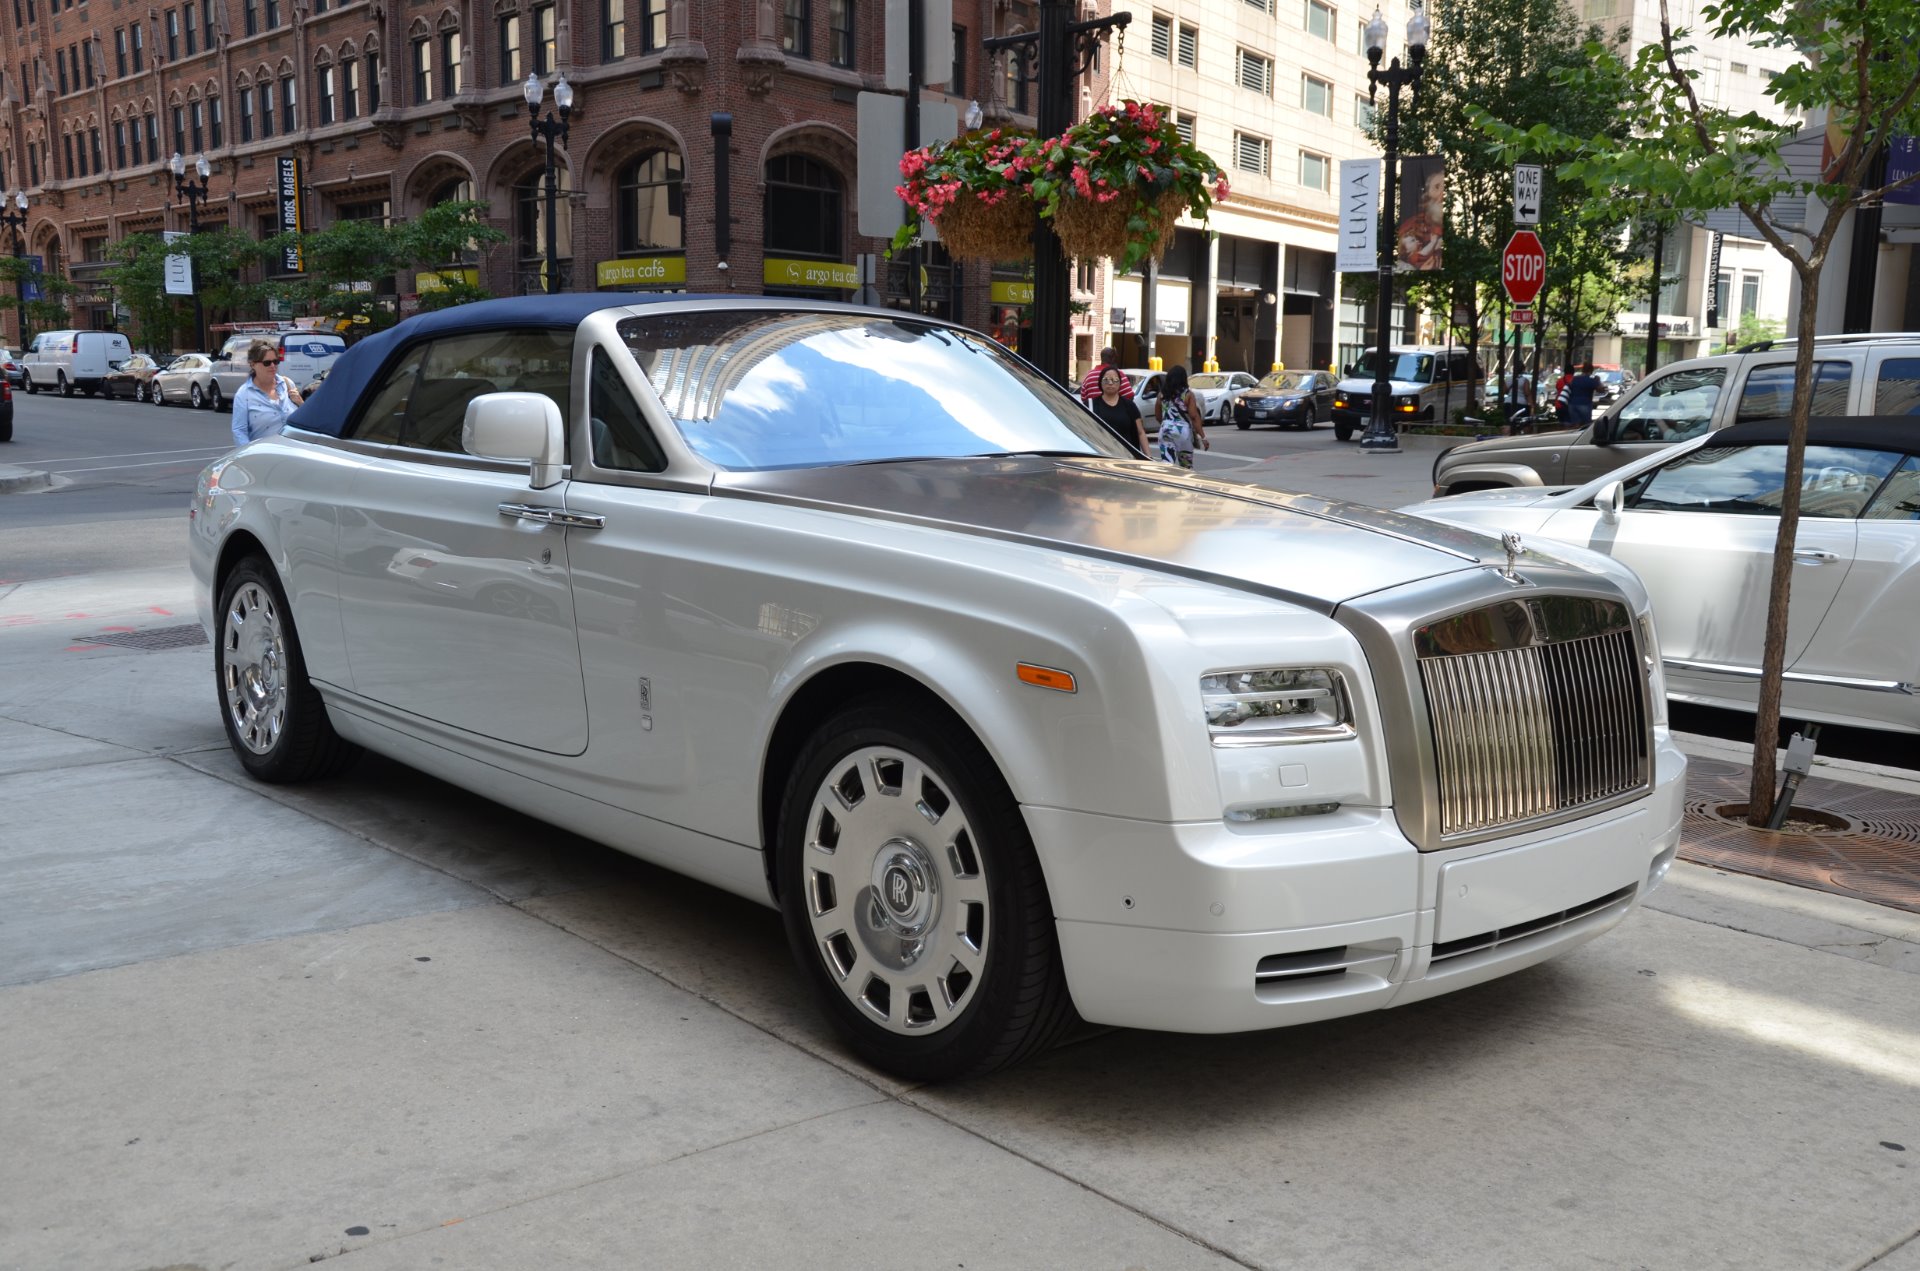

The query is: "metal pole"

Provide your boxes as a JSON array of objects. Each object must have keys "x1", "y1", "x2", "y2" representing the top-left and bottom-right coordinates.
[
  {"x1": 1362, "y1": 62, "x2": 1401, "y2": 454},
  {"x1": 11, "y1": 229, "x2": 23, "y2": 350},
  {"x1": 188, "y1": 194, "x2": 205, "y2": 353},
  {"x1": 543, "y1": 131, "x2": 559, "y2": 294},
  {"x1": 1029, "y1": 0, "x2": 1072, "y2": 387},
  {"x1": 906, "y1": 0, "x2": 923, "y2": 315}
]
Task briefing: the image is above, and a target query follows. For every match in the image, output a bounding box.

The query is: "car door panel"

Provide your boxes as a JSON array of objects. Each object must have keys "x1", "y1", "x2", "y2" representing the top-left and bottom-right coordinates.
[{"x1": 336, "y1": 455, "x2": 590, "y2": 755}]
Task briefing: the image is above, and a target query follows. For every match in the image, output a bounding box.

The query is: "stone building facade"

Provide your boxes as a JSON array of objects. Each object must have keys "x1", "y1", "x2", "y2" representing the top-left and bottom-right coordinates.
[{"x1": 0, "y1": 0, "x2": 1113, "y2": 362}]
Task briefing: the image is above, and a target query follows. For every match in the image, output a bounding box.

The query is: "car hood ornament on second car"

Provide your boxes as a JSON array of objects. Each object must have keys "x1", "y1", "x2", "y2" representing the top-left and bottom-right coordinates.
[{"x1": 1501, "y1": 531, "x2": 1525, "y2": 584}]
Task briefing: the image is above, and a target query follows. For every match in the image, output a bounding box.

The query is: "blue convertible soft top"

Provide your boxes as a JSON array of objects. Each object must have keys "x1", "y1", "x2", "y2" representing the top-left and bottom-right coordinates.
[{"x1": 287, "y1": 293, "x2": 701, "y2": 437}]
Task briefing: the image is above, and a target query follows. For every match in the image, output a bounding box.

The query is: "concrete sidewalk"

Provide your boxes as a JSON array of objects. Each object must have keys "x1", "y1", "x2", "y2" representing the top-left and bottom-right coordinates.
[{"x1": 4, "y1": 537, "x2": 1920, "y2": 1271}]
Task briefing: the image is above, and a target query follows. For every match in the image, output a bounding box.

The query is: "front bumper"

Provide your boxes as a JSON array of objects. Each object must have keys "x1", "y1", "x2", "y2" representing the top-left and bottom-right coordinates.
[{"x1": 1030, "y1": 736, "x2": 1686, "y2": 1033}]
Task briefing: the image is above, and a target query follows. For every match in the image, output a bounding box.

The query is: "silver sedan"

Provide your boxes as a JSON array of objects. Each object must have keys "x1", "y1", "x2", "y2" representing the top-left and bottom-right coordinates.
[{"x1": 150, "y1": 354, "x2": 218, "y2": 408}]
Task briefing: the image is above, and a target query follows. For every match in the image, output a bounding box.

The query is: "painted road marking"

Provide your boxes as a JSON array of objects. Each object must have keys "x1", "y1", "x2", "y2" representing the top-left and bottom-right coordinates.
[{"x1": 31, "y1": 446, "x2": 229, "y2": 467}]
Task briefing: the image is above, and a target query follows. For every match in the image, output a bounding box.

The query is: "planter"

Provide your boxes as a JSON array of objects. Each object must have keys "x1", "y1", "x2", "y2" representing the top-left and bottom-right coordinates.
[
  {"x1": 932, "y1": 193, "x2": 1035, "y2": 261},
  {"x1": 1048, "y1": 187, "x2": 1186, "y2": 267}
]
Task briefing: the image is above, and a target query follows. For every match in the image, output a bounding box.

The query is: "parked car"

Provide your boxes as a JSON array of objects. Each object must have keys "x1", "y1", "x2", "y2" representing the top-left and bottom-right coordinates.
[
  {"x1": 1119, "y1": 367, "x2": 1162, "y2": 431},
  {"x1": 1592, "y1": 364, "x2": 1637, "y2": 406},
  {"x1": 1331, "y1": 346, "x2": 1484, "y2": 441},
  {"x1": 102, "y1": 354, "x2": 167, "y2": 402},
  {"x1": 190, "y1": 294, "x2": 1686, "y2": 1081},
  {"x1": 208, "y1": 328, "x2": 348, "y2": 409},
  {"x1": 22, "y1": 329, "x2": 134, "y2": 396},
  {"x1": 1188, "y1": 371, "x2": 1258, "y2": 422},
  {"x1": 1409, "y1": 417, "x2": 1920, "y2": 735},
  {"x1": 1429, "y1": 333, "x2": 1920, "y2": 497},
  {"x1": 0, "y1": 370, "x2": 13, "y2": 442},
  {"x1": 0, "y1": 346, "x2": 23, "y2": 387},
  {"x1": 299, "y1": 368, "x2": 329, "y2": 400},
  {"x1": 150, "y1": 354, "x2": 217, "y2": 408},
  {"x1": 1231, "y1": 370, "x2": 1336, "y2": 429}
]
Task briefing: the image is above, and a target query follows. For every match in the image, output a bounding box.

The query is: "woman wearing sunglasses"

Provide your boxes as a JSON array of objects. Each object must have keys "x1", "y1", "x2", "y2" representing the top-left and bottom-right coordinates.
[{"x1": 230, "y1": 338, "x2": 306, "y2": 447}]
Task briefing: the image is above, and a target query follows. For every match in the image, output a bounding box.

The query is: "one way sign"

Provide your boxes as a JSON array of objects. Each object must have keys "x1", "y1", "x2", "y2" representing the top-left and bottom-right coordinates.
[{"x1": 1513, "y1": 164, "x2": 1542, "y2": 225}]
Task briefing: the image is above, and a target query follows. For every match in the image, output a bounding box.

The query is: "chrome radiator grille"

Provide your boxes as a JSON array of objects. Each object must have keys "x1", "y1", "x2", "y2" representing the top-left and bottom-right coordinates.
[{"x1": 1415, "y1": 597, "x2": 1649, "y2": 839}]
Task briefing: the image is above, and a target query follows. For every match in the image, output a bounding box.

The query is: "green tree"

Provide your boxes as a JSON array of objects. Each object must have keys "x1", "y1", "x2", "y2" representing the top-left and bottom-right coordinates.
[
  {"x1": 1475, "y1": 0, "x2": 1920, "y2": 822},
  {"x1": 100, "y1": 229, "x2": 277, "y2": 351},
  {"x1": 265, "y1": 200, "x2": 507, "y2": 328},
  {"x1": 0, "y1": 256, "x2": 77, "y2": 339}
]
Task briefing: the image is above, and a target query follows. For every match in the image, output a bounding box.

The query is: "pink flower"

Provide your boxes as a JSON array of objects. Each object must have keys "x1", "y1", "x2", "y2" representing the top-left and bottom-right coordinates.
[{"x1": 1213, "y1": 176, "x2": 1231, "y2": 201}]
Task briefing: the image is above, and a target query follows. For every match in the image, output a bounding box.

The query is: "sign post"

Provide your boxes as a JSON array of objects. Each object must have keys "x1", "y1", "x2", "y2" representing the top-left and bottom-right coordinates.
[{"x1": 1512, "y1": 164, "x2": 1541, "y2": 226}]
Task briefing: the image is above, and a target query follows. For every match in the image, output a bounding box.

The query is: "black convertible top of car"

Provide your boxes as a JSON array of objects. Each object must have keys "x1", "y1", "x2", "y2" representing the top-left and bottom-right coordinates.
[
  {"x1": 1708, "y1": 417, "x2": 1915, "y2": 452},
  {"x1": 288, "y1": 293, "x2": 713, "y2": 438}
]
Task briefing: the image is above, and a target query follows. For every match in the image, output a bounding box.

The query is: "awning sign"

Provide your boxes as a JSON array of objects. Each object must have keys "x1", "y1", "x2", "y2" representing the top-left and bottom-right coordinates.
[
  {"x1": 763, "y1": 257, "x2": 860, "y2": 289},
  {"x1": 597, "y1": 256, "x2": 687, "y2": 288}
]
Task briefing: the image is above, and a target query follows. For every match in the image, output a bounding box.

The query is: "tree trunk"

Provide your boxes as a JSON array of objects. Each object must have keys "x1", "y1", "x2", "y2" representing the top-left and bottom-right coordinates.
[{"x1": 1745, "y1": 265, "x2": 1822, "y2": 825}]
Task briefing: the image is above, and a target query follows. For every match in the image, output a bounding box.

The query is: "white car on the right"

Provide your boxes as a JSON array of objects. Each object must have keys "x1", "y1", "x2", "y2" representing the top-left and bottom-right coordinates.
[{"x1": 1404, "y1": 416, "x2": 1920, "y2": 734}]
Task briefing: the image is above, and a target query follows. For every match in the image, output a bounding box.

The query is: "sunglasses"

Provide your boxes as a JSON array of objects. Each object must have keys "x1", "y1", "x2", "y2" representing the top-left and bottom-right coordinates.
[{"x1": 257, "y1": 358, "x2": 281, "y2": 366}]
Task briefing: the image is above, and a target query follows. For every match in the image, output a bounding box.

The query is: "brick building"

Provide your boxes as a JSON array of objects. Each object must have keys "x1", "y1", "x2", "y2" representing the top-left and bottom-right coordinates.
[{"x1": 0, "y1": 0, "x2": 1115, "y2": 364}]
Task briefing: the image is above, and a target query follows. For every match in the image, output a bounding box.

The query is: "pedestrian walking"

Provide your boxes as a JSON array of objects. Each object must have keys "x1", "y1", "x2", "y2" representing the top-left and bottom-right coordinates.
[
  {"x1": 1080, "y1": 346, "x2": 1133, "y2": 402},
  {"x1": 230, "y1": 339, "x2": 304, "y2": 447},
  {"x1": 1566, "y1": 361, "x2": 1600, "y2": 426},
  {"x1": 1155, "y1": 365, "x2": 1209, "y2": 468},
  {"x1": 1552, "y1": 363, "x2": 1575, "y2": 422},
  {"x1": 1087, "y1": 366, "x2": 1149, "y2": 454}
]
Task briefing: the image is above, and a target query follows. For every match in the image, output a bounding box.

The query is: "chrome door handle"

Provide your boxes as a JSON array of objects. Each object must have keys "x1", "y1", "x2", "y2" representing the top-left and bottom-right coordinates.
[
  {"x1": 1791, "y1": 548, "x2": 1839, "y2": 564},
  {"x1": 498, "y1": 503, "x2": 606, "y2": 529}
]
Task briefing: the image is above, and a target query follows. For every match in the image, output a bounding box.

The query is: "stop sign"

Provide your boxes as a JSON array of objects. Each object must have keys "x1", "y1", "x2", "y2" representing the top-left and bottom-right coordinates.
[{"x1": 1502, "y1": 230, "x2": 1545, "y2": 305}]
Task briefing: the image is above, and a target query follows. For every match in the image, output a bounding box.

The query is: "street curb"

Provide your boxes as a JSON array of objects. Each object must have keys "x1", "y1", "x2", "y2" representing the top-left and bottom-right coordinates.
[
  {"x1": 0, "y1": 464, "x2": 53, "y2": 494},
  {"x1": 1672, "y1": 729, "x2": 1920, "y2": 798}
]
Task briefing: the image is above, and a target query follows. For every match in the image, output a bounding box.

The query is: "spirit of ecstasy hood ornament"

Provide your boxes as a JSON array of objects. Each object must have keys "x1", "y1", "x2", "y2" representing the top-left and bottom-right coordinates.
[{"x1": 1499, "y1": 531, "x2": 1525, "y2": 583}]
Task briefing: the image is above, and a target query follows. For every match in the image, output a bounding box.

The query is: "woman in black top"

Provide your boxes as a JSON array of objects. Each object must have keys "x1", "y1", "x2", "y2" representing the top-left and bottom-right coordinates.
[{"x1": 1087, "y1": 366, "x2": 1149, "y2": 455}]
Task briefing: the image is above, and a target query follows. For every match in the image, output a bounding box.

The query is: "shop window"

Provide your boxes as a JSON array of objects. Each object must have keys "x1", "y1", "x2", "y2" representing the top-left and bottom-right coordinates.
[
  {"x1": 616, "y1": 149, "x2": 685, "y2": 255},
  {"x1": 764, "y1": 153, "x2": 842, "y2": 263}
]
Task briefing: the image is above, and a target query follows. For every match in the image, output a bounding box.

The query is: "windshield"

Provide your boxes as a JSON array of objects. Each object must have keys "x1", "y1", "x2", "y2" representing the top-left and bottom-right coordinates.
[
  {"x1": 1190, "y1": 373, "x2": 1232, "y2": 389},
  {"x1": 619, "y1": 311, "x2": 1127, "y2": 471},
  {"x1": 1257, "y1": 373, "x2": 1303, "y2": 391},
  {"x1": 1351, "y1": 351, "x2": 1435, "y2": 383}
]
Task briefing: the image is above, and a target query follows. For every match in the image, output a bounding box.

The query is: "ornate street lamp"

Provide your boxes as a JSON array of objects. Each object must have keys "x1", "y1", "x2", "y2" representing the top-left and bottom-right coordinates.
[
  {"x1": 1360, "y1": 2, "x2": 1429, "y2": 455},
  {"x1": 525, "y1": 72, "x2": 574, "y2": 295},
  {"x1": 1, "y1": 191, "x2": 28, "y2": 348},
  {"x1": 170, "y1": 152, "x2": 213, "y2": 352}
]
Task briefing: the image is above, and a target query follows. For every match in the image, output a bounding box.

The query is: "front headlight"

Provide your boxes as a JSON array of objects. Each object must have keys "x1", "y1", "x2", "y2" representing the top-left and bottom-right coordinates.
[
  {"x1": 1201, "y1": 668, "x2": 1354, "y2": 746},
  {"x1": 1637, "y1": 612, "x2": 1669, "y2": 726}
]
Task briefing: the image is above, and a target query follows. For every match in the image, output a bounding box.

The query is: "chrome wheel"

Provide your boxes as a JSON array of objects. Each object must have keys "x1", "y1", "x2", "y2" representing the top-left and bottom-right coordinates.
[
  {"x1": 190, "y1": 383, "x2": 204, "y2": 409},
  {"x1": 222, "y1": 580, "x2": 288, "y2": 754},
  {"x1": 802, "y1": 745, "x2": 988, "y2": 1035},
  {"x1": 134, "y1": 381, "x2": 147, "y2": 402}
]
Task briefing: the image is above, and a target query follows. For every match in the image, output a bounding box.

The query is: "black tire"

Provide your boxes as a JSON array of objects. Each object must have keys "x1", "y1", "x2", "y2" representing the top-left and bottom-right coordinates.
[
  {"x1": 58, "y1": 372, "x2": 72, "y2": 397},
  {"x1": 215, "y1": 555, "x2": 360, "y2": 783},
  {"x1": 776, "y1": 693, "x2": 1076, "y2": 1082},
  {"x1": 1334, "y1": 422, "x2": 1354, "y2": 441},
  {"x1": 23, "y1": 373, "x2": 35, "y2": 394},
  {"x1": 1235, "y1": 420, "x2": 1250, "y2": 431},
  {"x1": 0, "y1": 412, "x2": 12, "y2": 442},
  {"x1": 190, "y1": 383, "x2": 204, "y2": 409},
  {"x1": 83, "y1": 385, "x2": 97, "y2": 397},
  {"x1": 208, "y1": 383, "x2": 223, "y2": 413}
]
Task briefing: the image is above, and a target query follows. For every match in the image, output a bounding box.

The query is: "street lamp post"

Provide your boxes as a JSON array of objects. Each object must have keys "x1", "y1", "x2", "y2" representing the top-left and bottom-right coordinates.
[
  {"x1": 1, "y1": 191, "x2": 28, "y2": 349},
  {"x1": 1361, "y1": 3, "x2": 1428, "y2": 456},
  {"x1": 170, "y1": 152, "x2": 212, "y2": 351},
  {"x1": 525, "y1": 73, "x2": 574, "y2": 295}
]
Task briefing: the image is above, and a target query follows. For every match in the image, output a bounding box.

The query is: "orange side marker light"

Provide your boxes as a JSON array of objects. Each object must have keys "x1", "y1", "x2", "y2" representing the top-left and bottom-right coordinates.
[{"x1": 1016, "y1": 663, "x2": 1077, "y2": 693}]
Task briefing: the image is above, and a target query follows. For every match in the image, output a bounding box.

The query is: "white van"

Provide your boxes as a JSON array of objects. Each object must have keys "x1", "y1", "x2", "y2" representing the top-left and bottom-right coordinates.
[
  {"x1": 209, "y1": 329, "x2": 348, "y2": 407},
  {"x1": 22, "y1": 330, "x2": 135, "y2": 397}
]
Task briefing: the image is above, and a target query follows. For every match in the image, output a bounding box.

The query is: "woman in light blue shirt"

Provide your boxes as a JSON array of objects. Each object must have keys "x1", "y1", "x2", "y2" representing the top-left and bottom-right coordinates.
[{"x1": 230, "y1": 338, "x2": 305, "y2": 446}]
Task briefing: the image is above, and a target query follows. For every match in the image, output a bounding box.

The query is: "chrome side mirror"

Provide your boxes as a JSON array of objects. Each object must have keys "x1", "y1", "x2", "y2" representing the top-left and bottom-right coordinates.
[
  {"x1": 463, "y1": 391, "x2": 566, "y2": 489},
  {"x1": 1595, "y1": 479, "x2": 1625, "y2": 525}
]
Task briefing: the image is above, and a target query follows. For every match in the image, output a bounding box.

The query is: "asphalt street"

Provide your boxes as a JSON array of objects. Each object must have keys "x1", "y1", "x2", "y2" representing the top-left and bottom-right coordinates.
[{"x1": 4, "y1": 405, "x2": 1919, "y2": 1270}]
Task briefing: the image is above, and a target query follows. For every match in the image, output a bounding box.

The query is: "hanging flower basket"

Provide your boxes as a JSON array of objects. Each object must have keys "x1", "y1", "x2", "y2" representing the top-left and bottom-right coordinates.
[
  {"x1": 1031, "y1": 101, "x2": 1230, "y2": 274},
  {"x1": 930, "y1": 192, "x2": 1036, "y2": 261},
  {"x1": 892, "y1": 129, "x2": 1040, "y2": 261}
]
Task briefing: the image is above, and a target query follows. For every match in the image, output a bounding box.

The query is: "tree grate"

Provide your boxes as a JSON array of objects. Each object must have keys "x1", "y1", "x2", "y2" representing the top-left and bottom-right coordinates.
[{"x1": 78, "y1": 624, "x2": 211, "y2": 652}]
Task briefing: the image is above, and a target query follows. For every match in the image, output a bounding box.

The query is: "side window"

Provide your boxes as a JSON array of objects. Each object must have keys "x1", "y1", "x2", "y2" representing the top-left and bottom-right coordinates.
[
  {"x1": 1631, "y1": 443, "x2": 1898, "y2": 518},
  {"x1": 1863, "y1": 455, "x2": 1920, "y2": 520},
  {"x1": 586, "y1": 348, "x2": 667, "y2": 473},
  {"x1": 404, "y1": 328, "x2": 573, "y2": 454},
  {"x1": 1873, "y1": 357, "x2": 1920, "y2": 415},
  {"x1": 1734, "y1": 360, "x2": 1853, "y2": 423},
  {"x1": 1613, "y1": 366, "x2": 1726, "y2": 443},
  {"x1": 350, "y1": 345, "x2": 427, "y2": 445}
]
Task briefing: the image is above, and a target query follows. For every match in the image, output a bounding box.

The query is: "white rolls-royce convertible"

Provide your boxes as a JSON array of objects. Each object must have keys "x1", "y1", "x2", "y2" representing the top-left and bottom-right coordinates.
[{"x1": 191, "y1": 296, "x2": 1687, "y2": 1080}]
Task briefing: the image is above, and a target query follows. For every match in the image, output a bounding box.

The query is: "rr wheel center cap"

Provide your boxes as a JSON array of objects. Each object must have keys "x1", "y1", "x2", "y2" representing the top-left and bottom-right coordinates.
[{"x1": 871, "y1": 839, "x2": 938, "y2": 937}]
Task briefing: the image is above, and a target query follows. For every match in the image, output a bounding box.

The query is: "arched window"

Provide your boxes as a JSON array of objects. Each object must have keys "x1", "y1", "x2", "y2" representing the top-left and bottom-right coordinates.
[
  {"x1": 516, "y1": 166, "x2": 571, "y2": 292},
  {"x1": 616, "y1": 149, "x2": 683, "y2": 255},
  {"x1": 411, "y1": 22, "x2": 435, "y2": 103},
  {"x1": 431, "y1": 176, "x2": 475, "y2": 205},
  {"x1": 763, "y1": 154, "x2": 842, "y2": 262}
]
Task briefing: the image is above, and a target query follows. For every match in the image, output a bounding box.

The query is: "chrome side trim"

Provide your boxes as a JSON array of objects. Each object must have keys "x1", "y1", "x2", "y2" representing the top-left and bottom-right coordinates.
[
  {"x1": 1664, "y1": 658, "x2": 1916, "y2": 695},
  {"x1": 287, "y1": 428, "x2": 552, "y2": 477},
  {"x1": 1211, "y1": 722, "x2": 1358, "y2": 747},
  {"x1": 498, "y1": 502, "x2": 607, "y2": 529}
]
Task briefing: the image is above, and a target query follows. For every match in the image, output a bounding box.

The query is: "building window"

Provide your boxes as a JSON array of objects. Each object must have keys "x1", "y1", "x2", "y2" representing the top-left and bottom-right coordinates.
[
  {"x1": 172, "y1": 105, "x2": 186, "y2": 154},
  {"x1": 642, "y1": 0, "x2": 666, "y2": 50},
  {"x1": 604, "y1": 0, "x2": 625, "y2": 60},
  {"x1": 783, "y1": 0, "x2": 810, "y2": 57},
  {"x1": 515, "y1": 166, "x2": 573, "y2": 282},
  {"x1": 114, "y1": 121, "x2": 128, "y2": 166},
  {"x1": 210, "y1": 96, "x2": 222, "y2": 146},
  {"x1": 165, "y1": 10, "x2": 179, "y2": 60},
  {"x1": 130, "y1": 117, "x2": 143, "y2": 163},
  {"x1": 413, "y1": 37, "x2": 433, "y2": 102},
  {"x1": 950, "y1": 24, "x2": 965, "y2": 92},
  {"x1": 1176, "y1": 23, "x2": 1197, "y2": 69},
  {"x1": 259, "y1": 80, "x2": 276, "y2": 136},
  {"x1": 764, "y1": 155, "x2": 843, "y2": 279},
  {"x1": 27, "y1": 146, "x2": 37, "y2": 186},
  {"x1": 1714, "y1": 270, "x2": 1729, "y2": 324},
  {"x1": 317, "y1": 65, "x2": 335, "y2": 124},
  {"x1": 1150, "y1": 13, "x2": 1171, "y2": 59},
  {"x1": 1243, "y1": 0, "x2": 1272, "y2": 13},
  {"x1": 1741, "y1": 272, "x2": 1760, "y2": 319},
  {"x1": 499, "y1": 15, "x2": 522, "y2": 85},
  {"x1": 1174, "y1": 111, "x2": 1195, "y2": 144},
  {"x1": 1306, "y1": 0, "x2": 1334, "y2": 40},
  {"x1": 365, "y1": 51, "x2": 380, "y2": 110},
  {"x1": 1354, "y1": 93, "x2": 1374, "y2": 129},
  {"x1": 533, "y1": 5, "x2": 556, "y2": 74},
  {"x1": 114, "y1": 28, "x2": 128, "y2": 77},
  {"x1": 190, "y1": 99, "x2": 204, "y2": 150},
  {"x1": 337, "y1": 198, "x2": 391, "y2": 223},
  {"x1": 281, "y1": 73, "x2": 295, "y2": 130},
  {"x1": 63, "y1": 134, "x2": 75, "y2": 178},
  {"x1": 1299, "y1": 149, "x2": 1330, "y2": 190},
  {"x1": 1302, "y1": 73, "x2": 1331, "y2": 115},
  {"x1": 1236, "y1": 49, "x2": 1270, "y2": 95},
  {"x1": 145, "y1": 111, "x2": 159, "y2": 157},
  {"x1": 829, "y1": 0, "x2": 853, "y2": 66},
  {"x1": 203, "y1": 0, "x2": 215, "y2": 49},
  {"x1": 616, "y1": 149, "x2": 685, "y2": 254},
  {"x1": 441, "y1": 30, "x2": 462, "y2": 95},
  {"x1": 90, "y1": 128, "x2": 103, "y2": 171},
  {"x1": 1234, "y1": 131, "x2": 1269, "y2": 176},
  {"x1": 239, "y1": 89, "x2": 254, "y2": 141},
  {"x1": 266, "y1": 0, "x2": 281, "y2": 26},
  {"x1": 343, "y1": 56, "x2": 361, "y2": 119},
  {"x1": 132, "y1": 23, "x2": 144, "y2": 71},
  {"x1": 183, "y1": 6, "x2": 196, "y2": 55},
  {"x1": 57, "y1": 51, "x2": 68, "y2": 95},
  {"x1": 243, "y1": 0, "x2": 257, "y2": 35}
]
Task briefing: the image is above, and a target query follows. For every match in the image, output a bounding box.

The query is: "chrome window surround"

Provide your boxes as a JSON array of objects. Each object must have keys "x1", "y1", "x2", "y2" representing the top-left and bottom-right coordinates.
[{"x1": 1334, "y1": 566, "x2": 1655, "y2": 852}]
